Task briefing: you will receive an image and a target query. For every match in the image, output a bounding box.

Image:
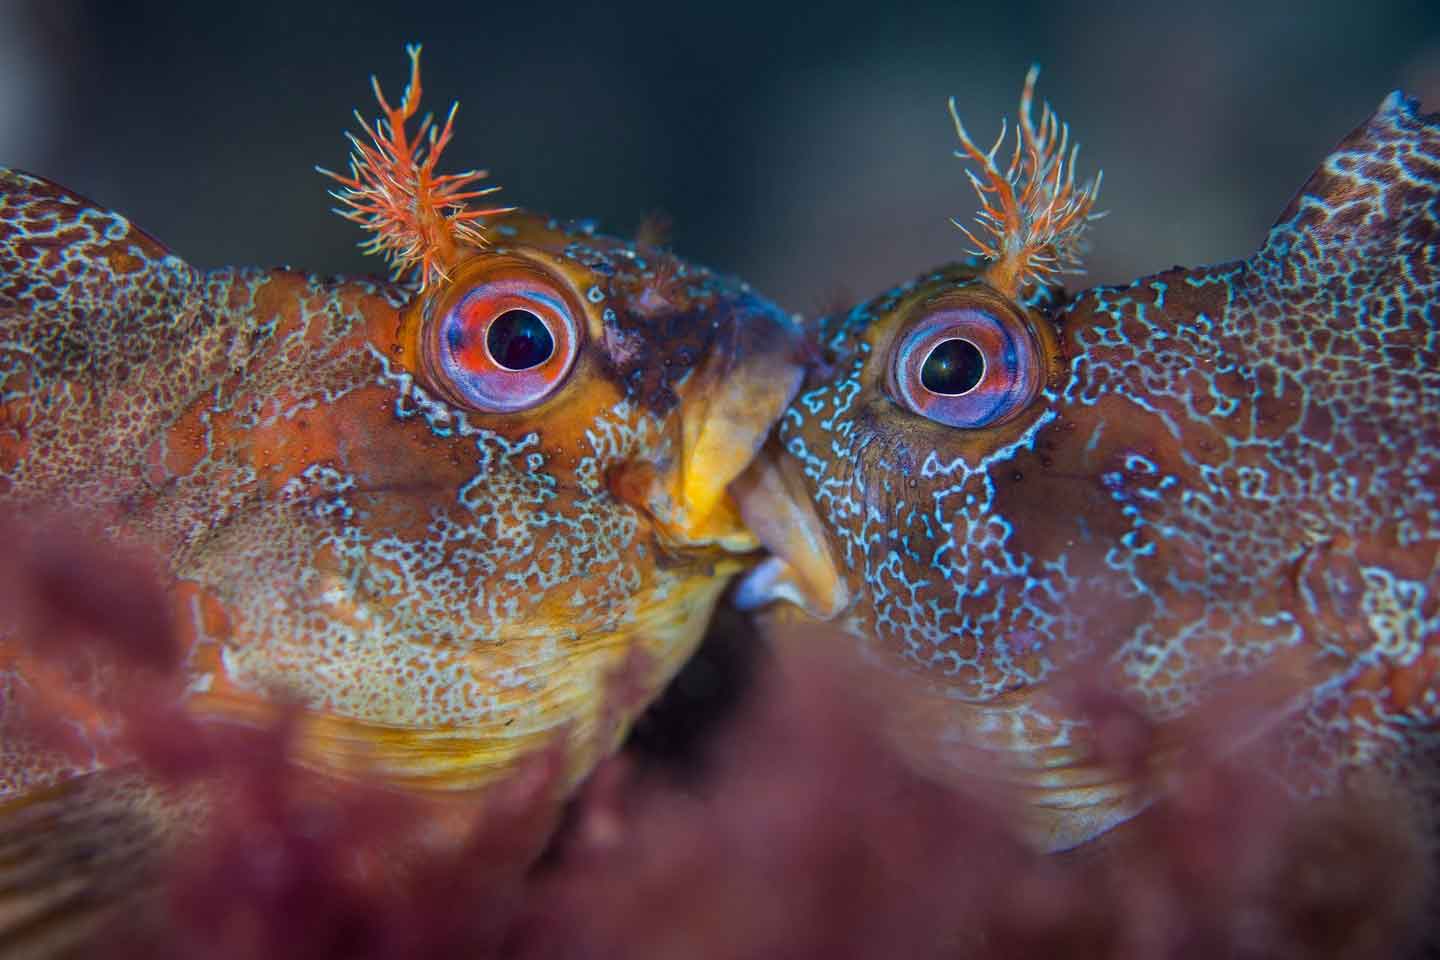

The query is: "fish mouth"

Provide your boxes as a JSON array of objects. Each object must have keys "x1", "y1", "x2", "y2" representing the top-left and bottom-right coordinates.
[
  {"x1": 728, "y1": 441, "x2": 849, "y2": 617},
  {"x1": 608, "y1": 302, "x2": 814, "y2": 560}
]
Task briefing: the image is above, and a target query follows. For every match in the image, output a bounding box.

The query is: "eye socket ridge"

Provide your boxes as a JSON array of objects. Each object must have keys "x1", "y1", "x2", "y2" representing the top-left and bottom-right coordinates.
[
  {"x1": 424, "y1": 270, "x2": 584, "y2": 414},
  {"x1": 890, "y1": 301, "x2": 1042, "y2": 429}
]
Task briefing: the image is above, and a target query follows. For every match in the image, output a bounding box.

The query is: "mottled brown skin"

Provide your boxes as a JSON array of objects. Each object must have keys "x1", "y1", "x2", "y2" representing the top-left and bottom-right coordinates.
[
  {"x1": 760, "y1": 93, "x2": 1440, "y2": 849},
  {"x1": 0, "y1": 168, "x2": 805, "y2": 801}
]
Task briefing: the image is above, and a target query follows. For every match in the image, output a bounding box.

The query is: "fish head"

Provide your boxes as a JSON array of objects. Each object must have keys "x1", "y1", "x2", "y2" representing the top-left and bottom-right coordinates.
[
  {"x1": 174, "y1": 220, "x2": 805, "y2": 792},
  {"x1": 0, "y1": 49, "x2": 805, "y2": 796}
]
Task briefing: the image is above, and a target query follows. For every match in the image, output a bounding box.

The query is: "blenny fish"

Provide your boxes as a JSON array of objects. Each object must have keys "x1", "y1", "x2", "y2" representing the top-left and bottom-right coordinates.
[
  {"x1": 740, "y1": 70, "x2": 1440, "y2": 850},
  {"x1": 0, "y1": 45, "x2": 804, "y2": 804}
]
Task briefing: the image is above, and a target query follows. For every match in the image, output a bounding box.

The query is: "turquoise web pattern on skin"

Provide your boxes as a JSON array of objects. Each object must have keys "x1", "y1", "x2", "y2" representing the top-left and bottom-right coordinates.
[{"x1": 772, "y1": 92, "x2": 1439, "y2": 850}]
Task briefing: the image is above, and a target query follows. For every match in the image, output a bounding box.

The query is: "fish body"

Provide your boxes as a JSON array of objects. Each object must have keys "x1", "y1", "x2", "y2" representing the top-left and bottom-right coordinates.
[
  {"x1": 0, "y1": 53, "x2": 804, "y2": 802},
  {"x1": 747, "y1": 85, "x2": 1440, "y2": 850}
]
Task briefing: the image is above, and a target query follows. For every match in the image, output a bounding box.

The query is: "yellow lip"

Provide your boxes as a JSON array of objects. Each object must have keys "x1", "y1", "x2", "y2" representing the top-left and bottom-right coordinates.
[{"x1": 611, "y1": 313, "x2": 808, "y2": 556}]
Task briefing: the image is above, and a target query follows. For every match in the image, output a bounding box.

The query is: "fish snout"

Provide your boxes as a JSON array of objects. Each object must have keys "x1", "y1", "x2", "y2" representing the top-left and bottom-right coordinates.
[
  {"x1": 729, "y1": 439, "x2": 850, "y2": 618},
  {"x1": 606, "y1": 294, "x2": 807, "y2": 557}
]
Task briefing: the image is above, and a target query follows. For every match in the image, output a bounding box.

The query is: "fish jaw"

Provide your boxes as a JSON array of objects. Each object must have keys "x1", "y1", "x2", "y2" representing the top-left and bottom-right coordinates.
[{"x1": 187, "y1": 567, "x2": 737, "y2": 792}]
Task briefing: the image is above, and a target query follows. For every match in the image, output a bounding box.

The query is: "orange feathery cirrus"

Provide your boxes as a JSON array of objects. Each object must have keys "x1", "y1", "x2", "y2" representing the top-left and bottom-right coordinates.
[
  {"x1": 318, "y1": 43, "x2": 514, "y2": 288},
  {"x1": 948, "y1": 66, "x2": 1103, "y2": 298}
]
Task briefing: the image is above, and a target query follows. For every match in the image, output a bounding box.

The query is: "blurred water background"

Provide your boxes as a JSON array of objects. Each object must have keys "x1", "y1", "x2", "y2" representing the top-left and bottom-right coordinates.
[{"x1": 2, "y1": 0, "x2": 1437, "y2": 313}]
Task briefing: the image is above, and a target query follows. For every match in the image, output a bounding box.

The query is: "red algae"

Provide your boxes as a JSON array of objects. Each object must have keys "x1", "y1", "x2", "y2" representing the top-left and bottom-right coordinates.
[
  {"x1": 0, "y1": 522, "x2": 1433, "y2": 959},
  {"x1": 516, "y1": 636, "x2": 1433, "y2": 959}
]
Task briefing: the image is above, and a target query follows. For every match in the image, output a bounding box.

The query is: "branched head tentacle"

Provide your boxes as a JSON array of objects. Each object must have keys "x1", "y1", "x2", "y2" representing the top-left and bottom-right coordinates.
[
  {"x1": 948, "y1": 65, "x2": 1103, "y2": 298},
  {"x1": 317, "y1": 44, "x2": 515, "y2": 289}
]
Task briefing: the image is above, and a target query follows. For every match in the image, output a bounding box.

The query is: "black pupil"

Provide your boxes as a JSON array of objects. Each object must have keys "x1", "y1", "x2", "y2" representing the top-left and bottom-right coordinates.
[
  {"x1": 920, "y1": 338, "x2": 985, "y2": 395},
  {"x1": 486, "y1": 309, "x2": 555, "y2": 371}
]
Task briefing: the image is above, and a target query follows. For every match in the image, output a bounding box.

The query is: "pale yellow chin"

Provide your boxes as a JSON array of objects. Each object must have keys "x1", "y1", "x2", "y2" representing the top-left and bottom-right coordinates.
[{"x1": 189, "y1": 568, "x2": 738, "y2": 794}]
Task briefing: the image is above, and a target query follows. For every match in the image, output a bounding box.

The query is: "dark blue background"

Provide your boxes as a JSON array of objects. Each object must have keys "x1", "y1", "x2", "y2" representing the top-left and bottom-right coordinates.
[{"x1": 4, "y1": 0, "x2": 1436, "y2": 310}]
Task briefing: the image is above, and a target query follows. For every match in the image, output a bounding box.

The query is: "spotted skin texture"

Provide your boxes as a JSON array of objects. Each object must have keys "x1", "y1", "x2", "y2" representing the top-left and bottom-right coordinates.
[
  {"x1": 774, "y1": 93, "x2": 1440, "y2": 849},
  {"x1": 0, "y1": 168, "x2": 803, "y2": 798}
]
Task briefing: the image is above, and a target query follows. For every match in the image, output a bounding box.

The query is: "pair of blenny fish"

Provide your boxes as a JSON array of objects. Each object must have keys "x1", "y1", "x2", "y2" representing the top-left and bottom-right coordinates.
[{"x1": 1, "y1": 43, "x2": 1437, "y2": 937}]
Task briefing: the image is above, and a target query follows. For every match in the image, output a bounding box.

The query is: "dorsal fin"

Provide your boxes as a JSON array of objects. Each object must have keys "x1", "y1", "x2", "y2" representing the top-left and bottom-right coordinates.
[
  {"x1": 1271, "y1": 91, "x2": 1440, "y2": 256},
  {"x1": 0, "y1": 168, "x2": 195, "y2": 334},
  {"x1": 0, "y1": 168, "x2": 204, "y2": 498}
]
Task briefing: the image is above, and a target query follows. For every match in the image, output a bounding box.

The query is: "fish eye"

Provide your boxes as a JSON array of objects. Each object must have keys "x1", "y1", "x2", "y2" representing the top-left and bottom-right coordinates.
[
  {"x1": 425, "y1": 274, "x2": 582, "y2": 412},
  {"x1": 890, "y1": 303, "x2": 1042, "y2": 428}
]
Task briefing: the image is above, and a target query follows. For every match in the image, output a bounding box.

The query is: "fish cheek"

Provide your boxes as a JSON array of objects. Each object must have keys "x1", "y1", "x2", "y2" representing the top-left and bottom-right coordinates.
[{"x1": 991, "y1": 397, "x2": 1214, "y2": 646}]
